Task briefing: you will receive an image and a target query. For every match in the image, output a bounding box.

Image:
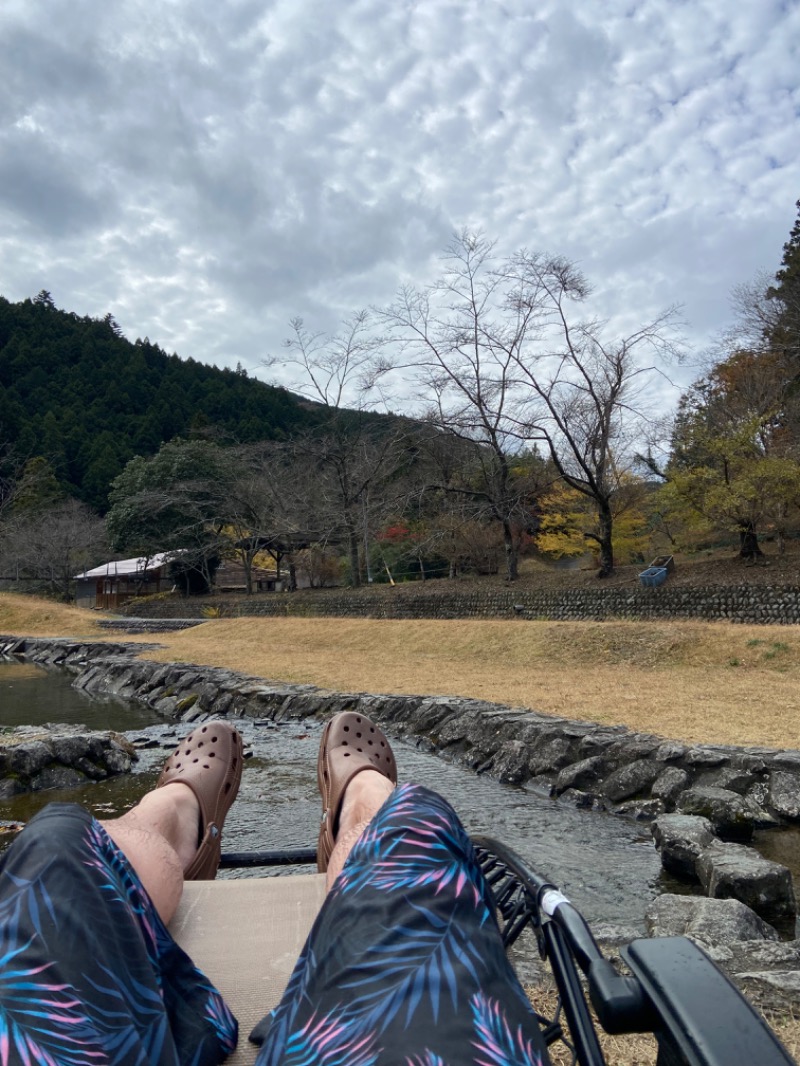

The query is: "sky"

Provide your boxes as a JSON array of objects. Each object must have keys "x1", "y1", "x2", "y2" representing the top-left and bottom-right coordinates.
[{"x1": 1, "y1": 0, "x2": 798, "y2": 416}]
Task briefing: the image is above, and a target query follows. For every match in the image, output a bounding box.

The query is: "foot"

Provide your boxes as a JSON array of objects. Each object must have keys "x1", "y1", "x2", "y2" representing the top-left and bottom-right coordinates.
[
  {"x1": 338, "y1": 768, "x2": 395, "y2": 837},
  {"x1": 316, "y1": 712, "x2": 398, "y2": 872},
  {"x1": 156, "y1": 721, "x2": 244, "y2": 880}
]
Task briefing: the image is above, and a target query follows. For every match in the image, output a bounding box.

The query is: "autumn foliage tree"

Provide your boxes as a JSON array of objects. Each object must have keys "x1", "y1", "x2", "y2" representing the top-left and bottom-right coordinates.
[{"x1": 657, "y1": 350, "x2": 800, "y2": 556}]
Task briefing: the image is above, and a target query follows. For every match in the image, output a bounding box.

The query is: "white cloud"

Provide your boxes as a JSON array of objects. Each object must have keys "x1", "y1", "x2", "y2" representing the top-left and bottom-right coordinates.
[{"x1": 0, "y1": 0, "x2": 797, "y2": 412}]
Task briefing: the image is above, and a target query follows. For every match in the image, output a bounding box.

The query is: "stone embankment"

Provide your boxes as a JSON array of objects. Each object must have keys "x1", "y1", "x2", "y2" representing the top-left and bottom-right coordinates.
[
  {"x1": 5, "y1": 633, "x2": 800, "y2": 1008},
  {"x1": 119, "y1": 582, "x2": 800, "y2": 624},
  {"x1": 5, "y1": 634, "x2": 800, "y2": 835}
]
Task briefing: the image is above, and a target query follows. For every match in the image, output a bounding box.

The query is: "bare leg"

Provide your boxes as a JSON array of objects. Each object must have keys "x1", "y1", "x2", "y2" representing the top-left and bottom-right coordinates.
[
  {"x1": 101, "y1": 783, "x2": 200, "y2": 925},
  {"x1": 325, "y1": 769, "x2": 394, "y2": 890}
]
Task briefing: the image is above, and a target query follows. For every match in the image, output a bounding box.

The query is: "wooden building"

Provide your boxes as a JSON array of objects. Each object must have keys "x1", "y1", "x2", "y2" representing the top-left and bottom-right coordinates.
[{"x1": 74, "y1": 553, "x2": 175, "y2": 609}]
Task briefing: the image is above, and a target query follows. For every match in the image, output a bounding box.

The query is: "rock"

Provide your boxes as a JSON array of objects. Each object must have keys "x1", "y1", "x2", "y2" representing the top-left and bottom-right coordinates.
[
  {"x1": 696, "y1": 767, "x2": 760, "y2": 795},
  {"x1": 556, "y1": 788, "x2": 605, "y2": 810},
  {"x1": 651, "y1": 814, "x2": 715, "y2": 881},
  {"x1": 10, "y1": 742, "x2": 52, "y2": 777},
  {"x1": 31, "y1": 765, "x2": 85, "y2": 790},
  {"x1": 528, "y1": 736, "x2": 576, "y2": 776},
  {"x1": 696, "y1": 839, "x2": 797, "y2": 928},
  {"x1": 599, "y1": 759, "x2": 664, "y2": 802},
  {"x1": 653, "y1": 741, "x2": 688, "y2": 762},
  {"x1": 492, "y1": 740, "x2": 530, "y2": 784},
  {"x1": 552, "y1": 756, "x2": 608, "y2": 796},
  {"x1": 0, "y1": 726, "x2": 135, "y2": 795},
  {"x1": 651, "y1": 766, "x2": 690, "y2": 808},
  {"x1": 767, "y1": 771, "x2": 800, "y2": 820},
  {"x1": 676, "y1": 786, "x2": 763, "y2": 841},
  {"x1": 725, "y1": 940, "x2": 800, "y2": 974},
  {"x1": 645, "y1": 894, "x2": 780, "y2": 944},
  {"x1": 614, "y1": 798, "x2": 663, "y2": 820}
]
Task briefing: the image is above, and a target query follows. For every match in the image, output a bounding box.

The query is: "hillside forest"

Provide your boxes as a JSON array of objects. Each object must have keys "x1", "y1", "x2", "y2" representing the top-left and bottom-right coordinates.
[{"x1": 1, "y1": 202, "x2": 798, "y2": 601}]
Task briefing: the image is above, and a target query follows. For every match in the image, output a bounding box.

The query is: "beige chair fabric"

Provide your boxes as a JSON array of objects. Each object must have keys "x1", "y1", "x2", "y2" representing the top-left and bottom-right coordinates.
[{"x1": 170, "y1": 875, "x2": 326, "y2": 1066}]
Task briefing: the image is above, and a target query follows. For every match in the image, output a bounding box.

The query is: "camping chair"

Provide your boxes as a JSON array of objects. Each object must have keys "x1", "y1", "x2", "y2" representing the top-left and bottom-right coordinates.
[{"x1": 169, "y1": 839, "x2": 795, "y2": 1066}]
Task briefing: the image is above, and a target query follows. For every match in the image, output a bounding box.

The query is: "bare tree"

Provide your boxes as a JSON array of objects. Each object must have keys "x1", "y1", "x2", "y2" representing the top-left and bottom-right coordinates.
[
  {"x1": 507, "y1": 249, "x2": 681, "y2": 576},
  {"x1": 381, "y1": 233, "x2": 554, "y2": 580},
  {"x1": 0, "y1": 497, "x2": 108, "y2": 601},
  {"x1": 267, "y1": 313, "x2": 407, "y2": 585}
]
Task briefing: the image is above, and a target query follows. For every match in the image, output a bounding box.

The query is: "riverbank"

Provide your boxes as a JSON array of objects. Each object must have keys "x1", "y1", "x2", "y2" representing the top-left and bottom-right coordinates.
[
  {"x1": 3, "y1": 593, "x2": 800, "y2": 749},
  {"x1": 4, "y1": 632, "x2": 800, "y2": 1062}
]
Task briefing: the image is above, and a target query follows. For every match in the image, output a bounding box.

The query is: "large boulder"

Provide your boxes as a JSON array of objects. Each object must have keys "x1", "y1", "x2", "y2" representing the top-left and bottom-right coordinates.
[
  {"x1": 599, "y1": 759, "x2": 663, "y2": 803},
  {"x1": 767, "y1": 771, "x2": 800, "y2": 821},
  {"x1": 552, "y1": 756, "x2": 608, "y2": 797},
  {"x1": 696, "y1": 839, "x2": 797, "y2": 928},
  {"x1": 650, "y1": 766, "x2": 690, "y2": 808},
  {"x1": 676, "y1": 786, "x2": 764, "y2": 841},
  {"x1": 645, "y1": 894, "x2": 780, "y2": 945},
  {"x1": 0, "y1": 727, "x2": 135, "y2": 794},
  {"x1": 651, "y1": 814, "x2": 715, "y2": 881}
]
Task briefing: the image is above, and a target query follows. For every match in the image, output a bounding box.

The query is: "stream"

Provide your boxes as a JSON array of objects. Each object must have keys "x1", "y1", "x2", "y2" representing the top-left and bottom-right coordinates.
[{"x1": 4, "y1": 658, "x2": 790, "y2": 936}]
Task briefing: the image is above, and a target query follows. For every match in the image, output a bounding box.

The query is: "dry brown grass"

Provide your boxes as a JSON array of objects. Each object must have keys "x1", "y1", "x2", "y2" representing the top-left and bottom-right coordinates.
[
  {"x1": 0, "y1": 593, "x2": 104, "y2": 638},
  {"x1": 529, "y1": 984, "x2": 800, "y2": 1065},
  {"x1": 4, "y1": 591, "x2": 800, "y2": 748},
  {"x1": 123, "y1": 615, "x2": 800, "y2": 749}
]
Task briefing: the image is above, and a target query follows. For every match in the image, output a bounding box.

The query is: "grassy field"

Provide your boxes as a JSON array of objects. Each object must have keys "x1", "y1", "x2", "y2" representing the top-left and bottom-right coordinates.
[{"x1": 3, "y1": 592, "x2": 800, "y2": 748}]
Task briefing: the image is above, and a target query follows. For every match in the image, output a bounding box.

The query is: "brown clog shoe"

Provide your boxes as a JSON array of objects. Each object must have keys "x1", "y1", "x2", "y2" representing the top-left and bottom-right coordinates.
[
  {"x1": 316, "y1": 711, "x2": 397, "y2": 872},
  {"x1": 157, "y1": 721, "x2": 244, "y2": 880}
]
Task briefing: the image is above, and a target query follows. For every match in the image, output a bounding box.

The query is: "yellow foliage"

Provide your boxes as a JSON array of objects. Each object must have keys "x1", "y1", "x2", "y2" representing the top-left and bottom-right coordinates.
[{"x1": 535, "y1": 485, "x2": 588, "y2": 559}]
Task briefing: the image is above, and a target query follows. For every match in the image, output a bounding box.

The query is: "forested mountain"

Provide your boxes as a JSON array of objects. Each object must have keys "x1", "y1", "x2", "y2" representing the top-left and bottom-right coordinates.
[{"x1": 0, "y1": 293, "x2": 324, "y2": 509}]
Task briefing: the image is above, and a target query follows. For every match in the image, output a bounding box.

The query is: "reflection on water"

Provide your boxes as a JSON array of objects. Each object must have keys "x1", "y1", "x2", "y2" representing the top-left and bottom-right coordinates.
[{"x1": 0, "y1": 659, "x2": 161, "y2": 732}]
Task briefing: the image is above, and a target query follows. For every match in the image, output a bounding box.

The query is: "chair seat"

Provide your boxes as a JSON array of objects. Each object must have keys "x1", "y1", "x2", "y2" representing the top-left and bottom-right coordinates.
[{"x1": 170, "y1": 874, "x2": 326, "y2": 1065}]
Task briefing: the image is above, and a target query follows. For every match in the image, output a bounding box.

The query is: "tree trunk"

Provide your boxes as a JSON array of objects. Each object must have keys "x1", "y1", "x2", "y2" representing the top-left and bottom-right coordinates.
[
  {"x1": 242, "y1": 553, "x2": 254, "y2": 595},
  {"x1": 347, "y1": 526, "x2": 362, "y2": 586},
  {"x1": 502, "y1": 520, "x2": 518, "y2": 581},
  {"x1": 738, "y1": 523, "x2": 763, "y2": 559},
  {"x1": 597, "y1": 506, "x2": 614, "y2": 579}
]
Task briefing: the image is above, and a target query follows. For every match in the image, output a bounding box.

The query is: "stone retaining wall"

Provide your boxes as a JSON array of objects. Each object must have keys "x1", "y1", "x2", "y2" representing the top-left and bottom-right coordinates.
[
  {"x1": 118, "y1": 583, "x2": 800, "y2": 624},
  {"x1": 6, "y1": 635, "x2": 800, "y2": 841},
  {"x1": 7, "y1": 634, "x2": 800, "y2": 1009}
]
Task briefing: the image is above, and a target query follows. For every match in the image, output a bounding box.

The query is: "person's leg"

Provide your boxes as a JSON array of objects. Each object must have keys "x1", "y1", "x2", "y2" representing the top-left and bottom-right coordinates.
[
  {"x1": 324, "y1": 768, "x2": 394, "y2": 890},
  {"x1": 254, "y1": 715, "x2": 552, "y2": 1066},
  {"x1": 101, "y1": 781, "x2": 200, "y2": 924},
  {"x1": 102, "y1": 718, "x2": 244, "y2": 923},
  {"x1": 0, "y1": 721, "x2": 244, "y2": 1066}
]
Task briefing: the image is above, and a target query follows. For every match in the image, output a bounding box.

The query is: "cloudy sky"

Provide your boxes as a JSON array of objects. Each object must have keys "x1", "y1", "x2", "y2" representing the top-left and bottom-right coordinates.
[{"x1": 1, "y1": 0, "x2": 798, "y2": 414}]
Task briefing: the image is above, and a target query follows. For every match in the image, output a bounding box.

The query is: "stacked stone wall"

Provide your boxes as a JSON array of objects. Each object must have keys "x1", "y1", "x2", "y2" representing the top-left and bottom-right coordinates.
[{"x1": 120, "y1": 583, "x2": 800, "y2": 624}]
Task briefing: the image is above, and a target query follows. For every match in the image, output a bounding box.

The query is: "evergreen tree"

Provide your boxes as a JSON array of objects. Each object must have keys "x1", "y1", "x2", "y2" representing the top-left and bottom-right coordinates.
[
  {"x1": 0, "y1": 295, "x2": 328, "y2": 509},
  {"x1": 767, "y1": 198, "x2": 800, "y2": 372}
]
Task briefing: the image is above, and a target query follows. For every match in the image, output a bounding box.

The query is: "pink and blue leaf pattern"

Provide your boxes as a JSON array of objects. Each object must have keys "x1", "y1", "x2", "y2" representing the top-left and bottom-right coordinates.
[
  {"x1": 335, "y1": 786, "x2": 489, "y2": 917},
  {"x1": 0, "y1": 874, "x2": 106, "y2": 1064},
  {"x1": 257, "y1": 785, "x2": 551, "y2": 1066},
  {"x1": 1, "y1": 810, "x2": 237, "y2": 1066},
  {"x1": 337, "y1": 903, "x2": 486, "y2": 1032},
  {"x1": 280, "y1": 1005, "x2": 380, "y2": 1066},
  {"x1": 470, "y1": 993, "x2": 545, "y2": 1066}
]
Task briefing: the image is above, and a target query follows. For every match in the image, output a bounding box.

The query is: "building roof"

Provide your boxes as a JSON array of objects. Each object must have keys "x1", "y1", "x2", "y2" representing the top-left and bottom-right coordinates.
[{"x1": 74, "y1": 552, "x2": 176, "y2": 580}]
